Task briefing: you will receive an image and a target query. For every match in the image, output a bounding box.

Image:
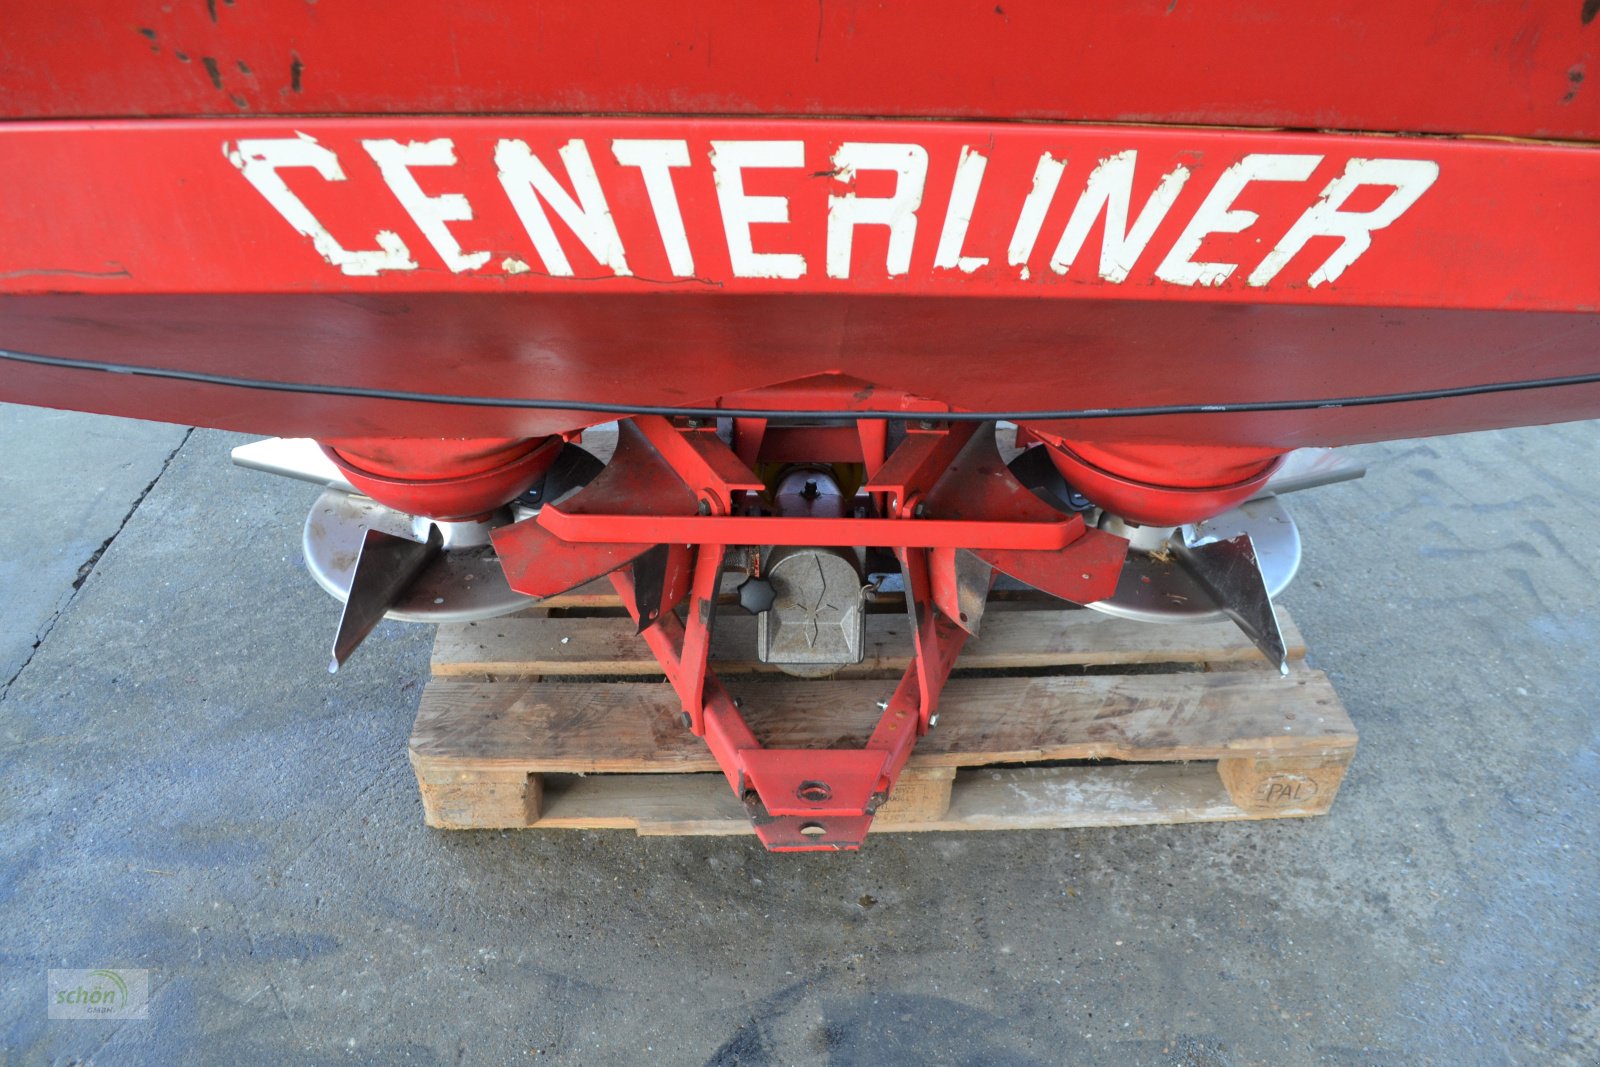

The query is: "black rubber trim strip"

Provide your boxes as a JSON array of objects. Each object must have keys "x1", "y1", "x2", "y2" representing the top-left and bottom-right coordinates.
[{"x1": 5, "y1": 346, "x2": 1600, "y2": 423}]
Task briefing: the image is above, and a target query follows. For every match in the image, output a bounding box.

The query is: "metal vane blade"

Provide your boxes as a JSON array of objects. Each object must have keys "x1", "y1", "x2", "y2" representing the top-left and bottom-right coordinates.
[
  {"x1": 329, "y1": 526, "x2": 442, "y2": 672},
  {"x1": 630, "y1": 543, "x2": 673, "y2": 633},
  {"x1": 1254, "y1": 447, "x2": 1366, "y2": 498},
  {"x1": 1172, "y1": 532, "x2": 1290, "y2": 674},
  {"x1": 1007, "y1": 445, "x2": 1092, "y2": 514},
  {"x1": 930, "y1": 548, "x2": 993, "y2": 637},
  {"x1": 231, "y1": 437, "x2": 357, "y2": 493},
  {"x1": 519, "y1": 442, "x2": 605, "y2": 508}
]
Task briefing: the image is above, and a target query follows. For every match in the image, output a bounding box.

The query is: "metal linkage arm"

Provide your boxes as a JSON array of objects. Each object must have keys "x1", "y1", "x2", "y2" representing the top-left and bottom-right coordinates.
[{"x1": 611, "y1": 543, "x2": 969, "y2": 850}]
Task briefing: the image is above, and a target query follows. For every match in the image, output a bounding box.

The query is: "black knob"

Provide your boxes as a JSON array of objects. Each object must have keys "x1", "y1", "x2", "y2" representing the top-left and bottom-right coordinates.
[{"x1": 737, "y1": 577, "x2": 777, "y2": 615}]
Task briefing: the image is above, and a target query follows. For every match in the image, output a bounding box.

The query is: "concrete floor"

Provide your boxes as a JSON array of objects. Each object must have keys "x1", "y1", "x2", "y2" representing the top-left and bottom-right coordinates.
[{"x1": 1, "y1": 405, "x2": 1597, "y2": 1066}]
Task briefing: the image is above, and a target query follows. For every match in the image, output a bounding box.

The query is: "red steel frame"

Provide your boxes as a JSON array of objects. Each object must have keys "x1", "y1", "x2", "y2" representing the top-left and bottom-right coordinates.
[{"x1": 492, "y1": 406, "x2": 1126, "y2": 849}]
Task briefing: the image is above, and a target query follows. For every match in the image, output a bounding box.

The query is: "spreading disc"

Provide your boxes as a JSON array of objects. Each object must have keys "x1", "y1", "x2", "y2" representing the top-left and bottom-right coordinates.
[
  {"x1": 302, "y1": 489, "x2": 531, "y2": 623},
  {"x1": 1084, "y1": 495, "x2": 1302, "y2": 624}
]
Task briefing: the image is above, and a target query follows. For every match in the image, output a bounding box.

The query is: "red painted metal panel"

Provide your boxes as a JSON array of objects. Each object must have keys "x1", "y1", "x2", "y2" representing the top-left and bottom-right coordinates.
[
  {"x1": 1, "y1": 119, "x2": 1597, "y2": 450},
  {"x1": 3, "y1": 292, "x2": 1600, "y2": 448},
  {"x1": 1, "y1": 3, "x2": 1595, "y2": 141},
  {"x1": 1, "y1": 119, "x2": 1595, "y2": 313}
]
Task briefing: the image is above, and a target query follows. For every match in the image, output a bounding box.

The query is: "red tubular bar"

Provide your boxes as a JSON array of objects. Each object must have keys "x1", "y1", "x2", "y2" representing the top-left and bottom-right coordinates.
[
  {"x1": 541, "y1": 416, "x2": 1080, "y2": 550},
  {"x1": 539, "y1": 510, "x2": 1080, "y2": 550}
]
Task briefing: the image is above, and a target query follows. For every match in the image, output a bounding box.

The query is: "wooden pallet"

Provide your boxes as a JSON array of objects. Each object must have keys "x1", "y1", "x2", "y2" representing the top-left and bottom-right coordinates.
[{"x1": 408, "y1": 587, "x2": 1357, "y2": 837}]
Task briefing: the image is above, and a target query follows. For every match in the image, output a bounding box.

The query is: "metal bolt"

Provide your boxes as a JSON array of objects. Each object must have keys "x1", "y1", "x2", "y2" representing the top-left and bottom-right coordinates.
[
  {"x1": 929, "y1": 714, "x2": 940, "y2": 727},
  {"x1": 678, "y1": 712, "x2": 692, "y2": 729},
  {"x1": 796, "y1": 780, "x2": 833, "y2": 802},
  {"x1": 697, "y1": 499, "x2": 711, "y2": 515},
  {"x1": 917, "y1": 419, "x2": 936, "y2": 430},
  {"x1": 684, "y1": 417, "x2": 703, "y2": 429},
  {"x1": 913, "y1": 503, "x2": 927, "y2": 518},
  {"x1": 876, "y1": 699, "x2": 890, "y2": 710}
]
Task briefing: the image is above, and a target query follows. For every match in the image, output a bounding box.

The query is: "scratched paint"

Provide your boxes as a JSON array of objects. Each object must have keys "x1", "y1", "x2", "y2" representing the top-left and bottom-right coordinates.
[{"x1": 223, "y1": 134, "x2": 417, "y2": 277}]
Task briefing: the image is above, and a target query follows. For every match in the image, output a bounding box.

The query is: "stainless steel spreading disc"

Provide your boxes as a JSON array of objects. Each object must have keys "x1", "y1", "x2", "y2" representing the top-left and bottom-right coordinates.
[
  {"x1": 302, "y1": 489, "x2": 531, "y2": 623},
  {"x1": 1084, "y1": 494, "x2": 1302, "y2": 623}
]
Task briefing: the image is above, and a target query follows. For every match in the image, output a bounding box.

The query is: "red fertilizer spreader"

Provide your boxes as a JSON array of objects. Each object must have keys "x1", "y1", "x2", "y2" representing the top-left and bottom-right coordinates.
[{"x1": 2, "y1": 3, "x2": 1596, "y2": 848}]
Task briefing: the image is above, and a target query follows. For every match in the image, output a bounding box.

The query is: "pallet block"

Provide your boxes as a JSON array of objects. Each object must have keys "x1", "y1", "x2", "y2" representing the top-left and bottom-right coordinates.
[{"x1": 408, "y1": 586, "x2": 1357, "y2": 839}]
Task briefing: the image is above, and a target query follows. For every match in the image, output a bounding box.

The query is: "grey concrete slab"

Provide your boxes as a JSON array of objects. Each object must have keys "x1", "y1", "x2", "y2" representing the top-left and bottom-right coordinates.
[
  {"x1": 0, "y1": 417, "x2": 1596, "y2": 1066},
  {"x1": 0, "y1": 405, "x2": 189, "y2": 693}
]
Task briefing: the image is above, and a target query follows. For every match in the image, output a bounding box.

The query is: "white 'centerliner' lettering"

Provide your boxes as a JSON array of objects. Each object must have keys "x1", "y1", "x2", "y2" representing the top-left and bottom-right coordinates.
[{"x1": 226, "y1": 134, "x2": 1438, "y2": 291}]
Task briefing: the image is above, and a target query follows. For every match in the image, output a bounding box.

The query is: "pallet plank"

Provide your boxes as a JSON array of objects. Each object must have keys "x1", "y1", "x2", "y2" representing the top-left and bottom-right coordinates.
[
  {"x1": 532, "y1": 762, "x2": 1326, "y2": 837},
  {"x1": 410, "y1": 668, "x2": 1353, "y2": 777},
  {"x1": 533, "y1": 765, "x2": 958, "y2": 834},
  {"x1": 432, "y1": 607, "x2": 1306, "y2": 677}
]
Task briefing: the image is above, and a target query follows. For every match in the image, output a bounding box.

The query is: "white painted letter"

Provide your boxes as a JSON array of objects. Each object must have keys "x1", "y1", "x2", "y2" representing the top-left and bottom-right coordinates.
[
  {"x1": 612, "y1": 139, "x2": 696, "y2": 277},
  {"x1": 1248, "y1": 158, "x2": 1439, "y2": 287},
  {"x1": 1155, "y1": 154, "x2": 1321, "y2": 287},
  {"x1": 1050, "y1": 151, "x2": 1190, "y2": 283},
  {"x1": 224, "y1": 134, "x2": 415, "y2": 276},
  {"x1": 1008, "y1": 153, "x2": 1067, "y2": 274},
  {"x1": 708, "y1": 140, "x2": 807, "y2": 279},
  {"x1": 494, "y1": 139, "x2": 631, "y2": 277},
  {"x1": 933, "y1": 147, "x2": 990, "y2": 274},
  {"x1": 825, "y1": 142, "x2": 929, "y2": 279},
  {"x1": 362, "y1": 138, "x2": 489, "y2": 273}
]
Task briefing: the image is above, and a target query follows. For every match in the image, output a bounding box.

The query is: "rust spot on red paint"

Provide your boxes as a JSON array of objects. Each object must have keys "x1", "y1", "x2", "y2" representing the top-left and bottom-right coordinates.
[{"x1": 1562, "y1": 65, "x2": 1585, "y2": 104}]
